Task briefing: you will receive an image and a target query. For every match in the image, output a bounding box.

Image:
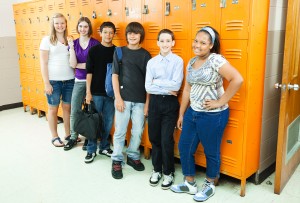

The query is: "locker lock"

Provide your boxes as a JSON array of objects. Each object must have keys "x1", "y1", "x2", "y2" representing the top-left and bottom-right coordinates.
[
  {"x1": 125, "y1": 7, "x2": 129, "y2": 16},
  {"x1": 92, "y1": 11, "x2": 97, "y2": 19},
  {"x1": 107, "y1": 9, "x2": 112, "y2": 16},
  {"x1": 165, "y1": 2, "x2": 170, "y2": 16},
  {"x1": 192, "y1": 0, "x2": 196, "y2": 10},
  {"x1": 142, "y1": 5, "x2": 149, "y2": 14}
]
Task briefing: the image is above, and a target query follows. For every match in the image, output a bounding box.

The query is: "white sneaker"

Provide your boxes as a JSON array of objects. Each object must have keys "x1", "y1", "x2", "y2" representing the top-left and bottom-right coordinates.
[
  {"x1": 149, "y1": 170, "x2": 162, "y2": 186},
  {"x1": 170, "y1": 180, "x2": 198, "y2": 194},
  {"x1": 193, "y1": 180, "x2": 215, "y2": 202},
  {"x1": 161, "y1": 173, "x2": 174, "y2": 189}
]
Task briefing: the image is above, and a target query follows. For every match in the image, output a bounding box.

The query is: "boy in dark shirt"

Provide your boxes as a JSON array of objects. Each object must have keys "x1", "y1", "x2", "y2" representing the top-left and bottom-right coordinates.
[
  {"x1": 84, "y1": 22, "x2": 116, "y2": 163},
  {"x1": 111, "y1": 22, "x2": 151, "y2": 179}
]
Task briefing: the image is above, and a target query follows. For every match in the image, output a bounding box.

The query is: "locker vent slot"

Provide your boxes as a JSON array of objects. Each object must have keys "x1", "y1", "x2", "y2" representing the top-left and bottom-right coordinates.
[
  {"x1": 195, "y1": 22, "x2": 211, "y2": 30},
  {"x1": 148, "y1": 48, "x2": 159, "y2": 56},
  {"x1": 69, "y1": 1, "x2": 76, "y2": 8},
  {"x1": 225, "y1": 20, "x2": 244, "y2": 31},
  {"x1": 224, "y1": 49, "x2": 242, "y2": 59},
  {"x1": 172, "y1": 48, "x2": 183, "y2": 58},
  {"x1": 81, "y1": 0, "x2": 89, "y2": 6},
  {"x1": 22, "y1": 9, "x2": 26, "y2": 15},
  {"x1": 221, "y1": 156, "x2": 238, "y2": 168},
  {"x1": 30, "y1": 8, "x2": 35, "y2": 14},
  {"x1": 57, "y1": 3, "x2": 65, "y2": 10},
  {"x1": 227, "y1": 118, "x2": 239, "y2": 128},
  {"x1": 38, "y1": 6, "x2": 44, "y2": 13},
  {"x1": 115, "y1": 27, "x2": 121, "y2": 35},
  {"x1": 95, "y1": 0, "x2": 104, "y2": 4},
  {"x1": 48, "y1": 5, "x2": 54, "y2": 11},
  {"x1": 148, "y1": 25, "x2": 160, "y2": 33},
  {"x1": 230, "y1": 93, "x2": 240, "y2": 103},
  {"x1": 32, "y1": 31, "x2": 38, "y2": 38},
  {"x1": 170, "y1": 24, "x2": 184, "y2": 32}
]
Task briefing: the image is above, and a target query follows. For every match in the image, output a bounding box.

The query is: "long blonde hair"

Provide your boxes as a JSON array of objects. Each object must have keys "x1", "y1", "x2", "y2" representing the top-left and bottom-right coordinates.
[{"x1": 50, "y1": 13, "x2": 68, "y2": 45}]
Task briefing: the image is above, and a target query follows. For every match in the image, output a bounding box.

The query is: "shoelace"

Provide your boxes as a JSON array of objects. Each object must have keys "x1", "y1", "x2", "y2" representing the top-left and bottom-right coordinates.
[
  {"x1": 200, "y1": 182, "x2": 211, "y2": 193},
  {"x1": 164, "y1": 174, "x2": 173, "y2": 182},
  {"x1": 151, "y1": 172, "x2": 161, "y2": 180}
]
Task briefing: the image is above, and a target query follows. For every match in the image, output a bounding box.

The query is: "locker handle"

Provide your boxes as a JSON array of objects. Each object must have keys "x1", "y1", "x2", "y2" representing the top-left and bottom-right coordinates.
[
  {"x1": 92, "y1": 11, "x2": 97, "y2": 19},
  {"x1": 14, "y1": 19, "x2": 16, "y2": 24},
  {"x1": 32, "y1": 54, "x2": 35, "y2": 59},
  {"x1": 107, "y1": 9, "x2": 112, "y2": 16},
  {"x1": 79, "y1": 12, "x2": 82, "y2": 18},
  {"x1": 46, "y1": 16, "x2": 49, "y2": 21},
  {"x1": 142, "y1": 5, "x2": 149, "y2": 14},
  {"x1": 232, "y1": 0, "x2": 239, "y2": 4},
  {"x1": 125, "y1": 7, "x2": 129, "y2": 16},
  {"x1": 220, "y1": 0, "x2": 226, "y2": 8},
  {"x1": 37, "y1": 17, "x2": 40, "y2": 23},
  {"x1": 192, "y1": 0, "x2": 196, "y2": 10},
  {"x1": 28, "y1": 18, "x2": 31, "y2": 24},
  {"x1": 165, "y1": 2, "x2": 170, "y2": 16}
]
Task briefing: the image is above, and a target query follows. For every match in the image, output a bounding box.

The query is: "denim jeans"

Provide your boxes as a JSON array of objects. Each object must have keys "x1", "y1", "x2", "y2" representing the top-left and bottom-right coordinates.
[
  {"x1": 46, "y1": 79, "x2": 74, "y2": 106},
  {"x1": 111, "y1": 101, "x2": 145, "y2": 163},
  {"x1": 178, "y1": 107, "x2": 229, "y2": 179},
  {"x1": 87, "y1": 95, "x2": 115, "y2": 153},
  {"x1": 70, "y1": 82, "x2": 86, "y2": 140}
]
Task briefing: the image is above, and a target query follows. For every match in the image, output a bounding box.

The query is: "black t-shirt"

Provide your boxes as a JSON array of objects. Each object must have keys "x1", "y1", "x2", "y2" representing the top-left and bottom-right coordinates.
[
  {"x1": 86, "y1": 43, "x2": 116, "y2": 96},
  {"x1": 112, "y1": 46, "x2": 151, "y2": 103}
]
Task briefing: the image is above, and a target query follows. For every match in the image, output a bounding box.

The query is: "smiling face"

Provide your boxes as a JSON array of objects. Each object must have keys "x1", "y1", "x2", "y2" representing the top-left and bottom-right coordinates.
[
  {"x1": 126, "y1": 32, "x2": 141, "y2": 46},
  {"x1": 157, "y1": 33, "x2": 175, "y2": 56},
  {"x1": 53, "y1": 17, "x2": 66, "y2": 34},
  {"x1": 77, "y1": 21, "x2": 90, "y2": 37},
  {"x1": 192, "y1": 31, "x2": 213, "y2": 58},
  {"x1": 100, "y1": 27, "x2": 115, "y2": 45}
]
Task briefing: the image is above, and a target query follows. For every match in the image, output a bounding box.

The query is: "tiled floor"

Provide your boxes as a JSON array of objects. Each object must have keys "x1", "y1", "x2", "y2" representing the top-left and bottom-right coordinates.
[{"x1": 1, "y1": 107, "x2": 300, "y2": 203}]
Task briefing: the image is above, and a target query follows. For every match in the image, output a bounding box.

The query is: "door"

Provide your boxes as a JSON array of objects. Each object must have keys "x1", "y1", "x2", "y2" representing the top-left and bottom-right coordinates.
[{"x1": 274, "y1": 0, "x2": 300, "y2": 194}]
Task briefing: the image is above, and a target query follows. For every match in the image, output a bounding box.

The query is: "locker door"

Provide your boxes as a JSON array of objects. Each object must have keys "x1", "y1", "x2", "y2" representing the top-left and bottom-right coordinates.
[
  {"x1": 17, "y1": 40, "x2": 26, "y2": 74},
  {"x1": 143, "y1": 0, "x2": 163, "y2": 40},
  {"x1": 107, "y1": 0, "x2": 125, "y2": 40},
  {"x1": 124, "y1": 0, "x2": 142, "y2": 23},
  {"x1": 22, "y1": 5, "x2": 31, "y2": 40},
  {"x1": 66, "y1": 0, "x2": 80, "y2": 38},
  {"x1": 45, "y1": 0, "x2": 55, "y2": 31},
  {"x1": 23, "y1": 40, "x2": 34, "y2": 75},
  {"x1": 221, "y1": 40, "x2": 247, "y2": 111},
  {"x1": 220, "y1": 0, "x2": 250, "y2": 39},
  {"x1": 191, "y1": 0, "x2": 219, "y2": 38},
  {"x1": 54, "y1": 0, "x2": 67, "y2": 16},
  {"x1": 78, "y1": 0, "x2": 93, "y2": 18},
  {"x1": 13, "y1": 4, "x2": 23, "y2": 41},
  {"x1": 91, "y1": 0, "x2": 109, "y2": 40},
  {"x1": 36, "y1": 0, "x2": 48, "y2": 39},
  {"x1": 164, "y1": 0, "x2": 190, "y2": 40},
  {"x1": 28, "y1": 2, "x2": 39, "y2": 40}
]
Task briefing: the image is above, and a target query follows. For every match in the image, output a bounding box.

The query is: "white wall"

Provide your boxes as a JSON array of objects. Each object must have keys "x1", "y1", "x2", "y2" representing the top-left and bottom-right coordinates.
[{"x1": 0, "y1": 0, "x2": 28, "y2": 108}]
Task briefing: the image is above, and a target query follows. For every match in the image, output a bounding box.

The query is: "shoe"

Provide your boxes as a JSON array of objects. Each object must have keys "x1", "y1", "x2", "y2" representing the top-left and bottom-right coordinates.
[
  {"x1": 51, "y1": 137, "x2": 64, "y2": 147},
  {"x1": 112, "y1": 161, "x2": 123, "y2": 179},
  {"x1": 161, "y1": 173, "x2": 174, "y2": 190},
  {"x1": 99, "y1": 148, "x2": 113, "y2": 157},
  {"x1": 170, "y1": 180, "x2": 198, "y2": 195},
  {"x1": 64, "y1": 139, "x2": 77, "y2": 151},
  {"x1": 84, "y1": 152, "x2": 96, "y2": 163},
  {"x1": 82, "y1": 139, "x2": 88, "y2": 151},
  {"x1": 126, "y1": 156, "x2": 145, "y2": 171},
  {"x1": 149, "y1": 170, "x2": 162, "y2": 186},
  {"x1": 64, "y1": 135, "x2": 71, "y2": 141},
  {"x1": 193, "y1": 179, "x2": 215, "y2": 202}
]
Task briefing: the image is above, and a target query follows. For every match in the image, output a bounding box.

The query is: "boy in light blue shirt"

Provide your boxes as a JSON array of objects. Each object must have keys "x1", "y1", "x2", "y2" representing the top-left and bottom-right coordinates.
[{"x1": 145, "y1": 29, "x2": 183, "y2": 189}]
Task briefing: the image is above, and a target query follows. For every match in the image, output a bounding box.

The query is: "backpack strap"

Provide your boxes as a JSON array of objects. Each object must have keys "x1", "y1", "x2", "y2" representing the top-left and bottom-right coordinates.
[{"x1": 115, "y1": 47, "x2": 123, "y2": 88}]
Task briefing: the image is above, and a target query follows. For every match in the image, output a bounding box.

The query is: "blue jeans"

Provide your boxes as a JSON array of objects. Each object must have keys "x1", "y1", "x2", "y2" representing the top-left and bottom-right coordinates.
[
  {"x1": 87, "y1": 95, "x2": 115, "y2": 153},
  {"x1": 46, "y1": 79, "x2": 74, "y2": 106},
  {"x1": 70, "y1": 82, "x2": 86, "y2": 140},
  {"x1": 111, "y1": 101, "x2": 145, "y2": 163},
  {"x1": 178, "y1": 107, "x2": 229, "y2": 179}
]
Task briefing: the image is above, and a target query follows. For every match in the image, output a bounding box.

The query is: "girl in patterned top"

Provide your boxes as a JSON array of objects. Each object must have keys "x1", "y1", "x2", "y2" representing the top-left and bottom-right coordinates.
[{"x1": 170, "y1": 26, "x2": 243, "y2": 202}]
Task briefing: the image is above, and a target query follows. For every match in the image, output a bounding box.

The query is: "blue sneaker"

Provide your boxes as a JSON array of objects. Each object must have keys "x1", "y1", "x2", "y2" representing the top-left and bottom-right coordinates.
[
  {"x1": 193, "y1": 179, "x2": 215, "y2": 202},
  {"x1": 170, "y1": 180, "x2": 197, "y2": 194}
]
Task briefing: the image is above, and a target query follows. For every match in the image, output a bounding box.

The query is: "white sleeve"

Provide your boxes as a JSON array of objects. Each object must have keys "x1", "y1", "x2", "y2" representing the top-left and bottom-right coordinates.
[{"x1": 40, "y1": 36, "x2": 50, "y2": 51}]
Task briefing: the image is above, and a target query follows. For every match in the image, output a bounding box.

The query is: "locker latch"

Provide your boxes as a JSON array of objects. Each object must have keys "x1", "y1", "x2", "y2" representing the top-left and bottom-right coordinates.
[
  {"x1": 92, "y1": 11, "x2": 97, "y2": 19},
  {"x1": 220, "y1": 0, "x2": 226, "y2": 8},
  {"x1": 192, "y1": 0, "x2": 196, "y2": 10},
  {"x1": 232, "y1": 0, "x2": 239, "y2": 4},
  {"x1": 200, "y1": 3, "x2": 207, "y2": 7},
  {"x1": 142, "y1": 5, "x2": 149, "y2": 14},
  {"x1": 165, "y1": 2, "x2": 170, "y2": 16},
  {"x1": 107, "y1": 9, "x2": 112, "y2": 17},
  {"x1": 125, "y1": 7, "x2": 129, "y2": 16}
]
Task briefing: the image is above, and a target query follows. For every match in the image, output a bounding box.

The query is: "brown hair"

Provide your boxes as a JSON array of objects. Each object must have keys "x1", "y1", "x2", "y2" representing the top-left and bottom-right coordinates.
[
  {"x1": 76, "y1": 17, "x2": 93, "y2": 37},
  {"x1": 49, "y1": 13, "x2": 68, "y2": 45},
  {"x1": 157, "y1": 29, "x2": 175, "y2": 41},
  {"x1": 125, "y1": 22, "x2": 145, "y2": 44}
]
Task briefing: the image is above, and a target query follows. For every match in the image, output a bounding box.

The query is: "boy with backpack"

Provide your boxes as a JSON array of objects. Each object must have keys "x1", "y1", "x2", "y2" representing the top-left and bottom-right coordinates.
[
  {"x1": 84, "y1": 21, "x2": 116, "y2": 163},
  {"x1": 145, "y1": 29, "x2": 183, "y2": 189},
  {"x1": 111, "y1": 22, "x2": 151, "y2": 179}
]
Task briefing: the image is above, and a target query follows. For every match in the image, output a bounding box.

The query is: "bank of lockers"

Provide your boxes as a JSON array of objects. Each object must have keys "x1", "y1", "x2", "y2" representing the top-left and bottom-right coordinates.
[{"x1": 13, "y1": 0, "x2": 270, "y2": 196}]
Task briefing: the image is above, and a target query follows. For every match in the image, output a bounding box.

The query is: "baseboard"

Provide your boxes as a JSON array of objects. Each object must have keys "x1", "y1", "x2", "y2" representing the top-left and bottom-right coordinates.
[
  {"x1": 248, "y1": 163, "x2": 276, "y2": 185},
  {"x1": 0, "y1": 102, "x2": 23, "y2": 111}
]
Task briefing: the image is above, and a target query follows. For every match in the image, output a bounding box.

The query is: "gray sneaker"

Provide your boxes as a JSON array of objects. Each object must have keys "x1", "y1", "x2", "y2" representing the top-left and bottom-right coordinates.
[
  {"x1": 193, "y1": 179, "x2": 215, "y2": 202},
  {"x1": 170, "y1": 180, "x2": 198, "y2": 194}
]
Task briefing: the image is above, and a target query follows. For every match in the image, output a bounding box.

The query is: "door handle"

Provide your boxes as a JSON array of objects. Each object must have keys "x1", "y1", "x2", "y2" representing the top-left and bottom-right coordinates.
[
  {"x1": 165, "y1": 2, "x2": 170, "y2": 16},
  {"x1": 288, "y1": 84, "x2": 299, "y2": 91},
  {"x1": 274, "y1": 83, "x2": 286, "y2": 90}
]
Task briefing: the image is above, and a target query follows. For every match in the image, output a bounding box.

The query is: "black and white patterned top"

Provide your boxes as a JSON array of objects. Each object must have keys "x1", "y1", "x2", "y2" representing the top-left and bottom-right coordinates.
[{"x1": 187, "y1": 53, "x2": 229, "y2": 112}]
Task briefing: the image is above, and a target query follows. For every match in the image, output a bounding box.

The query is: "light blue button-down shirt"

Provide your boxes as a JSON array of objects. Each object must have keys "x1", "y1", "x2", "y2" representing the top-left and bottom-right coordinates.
[{"x1": 145, "y1": 52, "x2": 184, "y2": 95}]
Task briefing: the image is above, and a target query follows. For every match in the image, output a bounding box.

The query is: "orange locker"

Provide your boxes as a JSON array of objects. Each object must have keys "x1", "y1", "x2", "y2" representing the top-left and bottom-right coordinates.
[
  {"x1": 219, "y1": 0, "x2": 250, "y2": 39},
  {"x1": 142, "y1": 0, "x2": 163, "y2": 40},
  {"x1": 78, "y1": 0, "x2": 93, "y2": 19},
  {"x1": 124, "y1": 0, "x2": 142, "y2": 23},
  {"x1": 66, "y1": 0, "x2": 80, "y2": 37}
]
